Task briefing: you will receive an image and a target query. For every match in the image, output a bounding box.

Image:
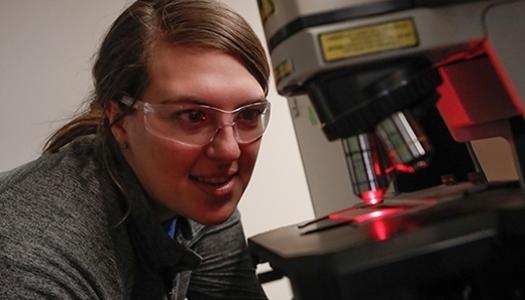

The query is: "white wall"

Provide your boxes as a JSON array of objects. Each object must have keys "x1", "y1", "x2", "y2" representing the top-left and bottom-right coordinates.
[
  {"x1": 0, "y1": 1, "x2": 130, "y2": 167},
  {"x1": 0, "y1": 1, "x2": 314, "y2": 299}
]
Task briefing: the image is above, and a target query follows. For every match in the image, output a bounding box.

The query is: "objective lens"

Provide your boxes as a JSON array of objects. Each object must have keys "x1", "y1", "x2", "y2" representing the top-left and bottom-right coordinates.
[
  {"x1": 342, "y1": 133, "x2": 390, "y2": 205},
  {"x1": 376, "y1": 111, "x2": 432, "y2": 173}
]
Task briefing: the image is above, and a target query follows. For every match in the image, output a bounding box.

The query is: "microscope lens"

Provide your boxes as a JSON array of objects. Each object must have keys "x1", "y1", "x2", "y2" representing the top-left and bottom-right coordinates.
[{"x1": 342, "y1": 133, "x2": 390, "y2": 205}]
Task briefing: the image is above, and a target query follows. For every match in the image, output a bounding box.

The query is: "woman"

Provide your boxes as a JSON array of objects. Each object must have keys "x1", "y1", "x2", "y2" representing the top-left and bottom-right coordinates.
[{"x1": 0, "y1": 0, "x2": 270, "y2": 299}]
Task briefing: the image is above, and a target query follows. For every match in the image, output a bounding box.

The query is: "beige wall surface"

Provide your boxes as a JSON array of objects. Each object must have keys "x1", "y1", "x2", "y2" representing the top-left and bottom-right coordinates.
[{"x1": 0, "y1": 1, "x2": 314, "y2": 299}]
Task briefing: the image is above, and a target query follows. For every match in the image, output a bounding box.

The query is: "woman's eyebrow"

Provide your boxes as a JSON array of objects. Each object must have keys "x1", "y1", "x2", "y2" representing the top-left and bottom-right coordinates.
[
  {"x1": 157, "y1": 95, "x2": 267, "y2": 108},
  {"x1": 240, "y1": 97, "x2": 267, "y2": 105},
  {"x1": 158, "y1": 95, "x2": 209, "y2": 105}
]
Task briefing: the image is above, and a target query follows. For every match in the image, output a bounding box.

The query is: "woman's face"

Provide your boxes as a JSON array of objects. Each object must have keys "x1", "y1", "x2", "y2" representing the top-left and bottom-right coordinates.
[{"x1": 118, "y1": 43, "x2": 265, "y2": 225}]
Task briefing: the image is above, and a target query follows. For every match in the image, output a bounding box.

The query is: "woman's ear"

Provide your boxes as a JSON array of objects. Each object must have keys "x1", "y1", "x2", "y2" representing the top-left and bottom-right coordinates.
[{"x1": 105, "y1": 101, "x2": 128, "y2": 145}]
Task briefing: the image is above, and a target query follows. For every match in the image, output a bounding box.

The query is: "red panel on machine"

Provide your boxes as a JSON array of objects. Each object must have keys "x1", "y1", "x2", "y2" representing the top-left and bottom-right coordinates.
[{"x1": 436, "y1": 42, "x2": 519, "y2": 141}]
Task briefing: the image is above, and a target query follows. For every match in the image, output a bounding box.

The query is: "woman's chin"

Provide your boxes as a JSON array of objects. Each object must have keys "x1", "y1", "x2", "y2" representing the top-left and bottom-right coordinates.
[{"x1": 191, "y1": 206, "x2": 236, "y2": 225}]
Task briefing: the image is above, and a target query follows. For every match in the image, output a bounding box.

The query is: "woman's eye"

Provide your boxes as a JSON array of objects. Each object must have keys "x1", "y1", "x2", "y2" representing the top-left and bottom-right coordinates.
[
  {"x1": 238, "y1": 108, "x2": 262, "y2": 122},
  {"x1": 175, "y1": 109, "x2": 207, "y2": 123}
]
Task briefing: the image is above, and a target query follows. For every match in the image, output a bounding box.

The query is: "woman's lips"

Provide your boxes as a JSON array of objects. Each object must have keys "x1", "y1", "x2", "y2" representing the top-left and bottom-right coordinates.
[{"x1": 190, "y1": 174, "x2": 237, "y2": 197}]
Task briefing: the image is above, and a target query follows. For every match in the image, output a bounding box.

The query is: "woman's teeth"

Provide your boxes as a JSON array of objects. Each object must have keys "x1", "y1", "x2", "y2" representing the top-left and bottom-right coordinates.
[{"x1": 193, "y1": 176, "x2": 232, "y2": 185}]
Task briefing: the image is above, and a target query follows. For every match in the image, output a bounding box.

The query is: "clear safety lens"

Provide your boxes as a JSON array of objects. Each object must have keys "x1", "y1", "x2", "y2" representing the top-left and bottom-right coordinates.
[{"x1": 121, "y1": 97, "x2": 271, "y2": 146}]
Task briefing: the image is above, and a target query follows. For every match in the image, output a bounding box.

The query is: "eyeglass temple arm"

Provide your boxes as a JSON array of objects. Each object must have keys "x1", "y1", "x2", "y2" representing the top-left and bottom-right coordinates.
[{"x1": 120, "y1": 96, "x2": 135, "y2": 108}]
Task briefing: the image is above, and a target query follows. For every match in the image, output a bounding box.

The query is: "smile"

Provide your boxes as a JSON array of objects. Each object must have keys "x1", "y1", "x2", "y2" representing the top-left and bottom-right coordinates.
[
  {"x1": 191, "y1": 175, "x2": 234, "y2": 186},
  {"x1": 190, "y1": 173, "x2": 238, "y2": 197}
]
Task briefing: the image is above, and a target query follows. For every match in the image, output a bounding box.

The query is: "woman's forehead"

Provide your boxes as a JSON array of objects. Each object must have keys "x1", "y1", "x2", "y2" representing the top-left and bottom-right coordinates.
[{"x1": 143, "y1": 43, "x2": 264, "y2": 109}]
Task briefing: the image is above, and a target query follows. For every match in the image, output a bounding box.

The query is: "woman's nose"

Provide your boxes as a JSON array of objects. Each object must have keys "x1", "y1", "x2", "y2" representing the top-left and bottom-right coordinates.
[{"x1": 205, "y1": 125, "x2": 241, "y2": 161}]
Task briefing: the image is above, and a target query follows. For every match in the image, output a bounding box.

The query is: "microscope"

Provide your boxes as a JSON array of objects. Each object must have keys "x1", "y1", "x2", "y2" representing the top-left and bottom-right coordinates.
[{"x1": 249, "y1": 1, "x2": 525, "y2": 299}]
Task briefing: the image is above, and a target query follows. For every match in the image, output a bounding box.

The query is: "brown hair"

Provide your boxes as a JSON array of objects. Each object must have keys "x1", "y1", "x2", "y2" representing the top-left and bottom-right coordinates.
[{"x1": 43, "y1": 0, "x2": 269, "y2": 217}]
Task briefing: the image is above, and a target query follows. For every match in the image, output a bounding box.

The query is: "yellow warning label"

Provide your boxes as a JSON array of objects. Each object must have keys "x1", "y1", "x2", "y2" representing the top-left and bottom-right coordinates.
[
  {"x1": 257, "y1": 0, "x2": 275, "y2": 25},
  {"x1": 320, "y1": 18, "x2": 418, "y2": 62},
  {"x1": 274, "y1": 58, "x2": 294, "y2": 83}
]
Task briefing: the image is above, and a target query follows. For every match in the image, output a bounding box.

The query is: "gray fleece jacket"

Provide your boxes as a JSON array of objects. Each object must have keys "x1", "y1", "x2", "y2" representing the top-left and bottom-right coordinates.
[{"x1": 0, "y1": 136, "x2": 267, "y2": 300}]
